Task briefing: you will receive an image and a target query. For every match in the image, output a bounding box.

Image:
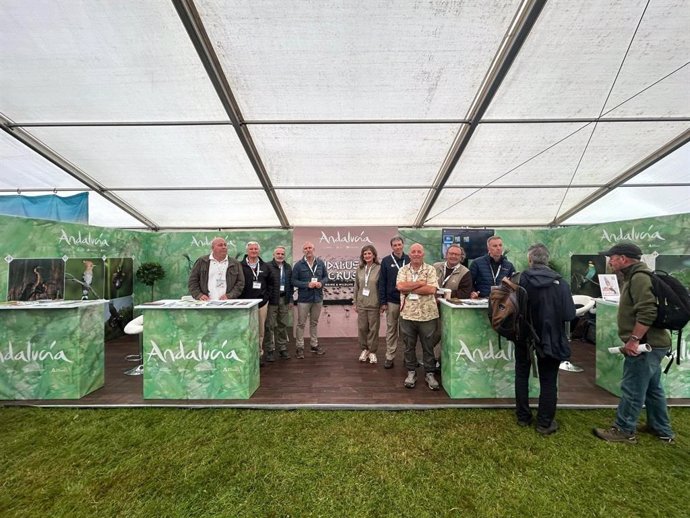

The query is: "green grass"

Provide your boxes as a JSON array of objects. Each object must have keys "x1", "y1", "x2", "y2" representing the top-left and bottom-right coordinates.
[{"x1": 0, "y1": 407, "x2": 688, "y2": 518}]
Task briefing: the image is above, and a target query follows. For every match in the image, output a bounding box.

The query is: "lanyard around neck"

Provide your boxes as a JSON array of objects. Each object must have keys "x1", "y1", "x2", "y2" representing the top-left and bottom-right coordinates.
[{"x1": 391, "y1": 254, "x2": 405, "y2": 270}]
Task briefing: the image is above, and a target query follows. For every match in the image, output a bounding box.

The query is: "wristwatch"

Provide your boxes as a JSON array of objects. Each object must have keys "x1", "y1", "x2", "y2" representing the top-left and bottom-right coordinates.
[{"x1": 630, "y1": 335, "x2": 641, "y2": 342}]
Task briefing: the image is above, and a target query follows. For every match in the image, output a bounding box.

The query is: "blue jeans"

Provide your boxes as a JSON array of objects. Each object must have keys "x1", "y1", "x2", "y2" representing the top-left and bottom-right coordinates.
[{"x1": 614, "y1": 347, "x2": 674, "y2": 436}]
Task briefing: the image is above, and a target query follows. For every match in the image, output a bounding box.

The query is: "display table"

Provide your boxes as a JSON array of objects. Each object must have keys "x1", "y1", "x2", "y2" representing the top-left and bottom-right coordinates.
[
  {"x1": 135, "y1": 299, "x2": 261, "y2": 399},
  {"x1": 440, "y1": 299, "x2": 536, "y2": 398},
  {"x1": 0, "y1": 299, "x2": 106, "y2": 400},
  {"x1": 595, "y1": 299, "x2": 690, "y2": 397}
]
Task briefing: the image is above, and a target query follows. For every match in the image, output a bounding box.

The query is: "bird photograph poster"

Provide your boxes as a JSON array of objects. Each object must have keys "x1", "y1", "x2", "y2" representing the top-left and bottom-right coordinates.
[
  {"x1": 570, "y1": 255, "x2": 607, "y2": 298},
  {"x1": 64, "y1": 258, "x2": 105, "y2": 300},
  {"x1": 7, "y1": 258, "x2": 65, "y2": 301}
]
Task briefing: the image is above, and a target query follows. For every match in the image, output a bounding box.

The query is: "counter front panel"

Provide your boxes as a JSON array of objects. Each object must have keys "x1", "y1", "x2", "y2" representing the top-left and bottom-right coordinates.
[
  {"x1": 440, "y1": 300, "x2": 537, "y2": 399},
  {"x1": 0, "y1": 300, "x2": 106, "y2": 399},
  {"x1": 138, "y1": 300, "x2": 260, "y2": 399}
]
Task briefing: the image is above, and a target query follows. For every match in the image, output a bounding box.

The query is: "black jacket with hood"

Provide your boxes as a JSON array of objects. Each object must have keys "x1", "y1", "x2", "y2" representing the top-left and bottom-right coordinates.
[{"x1": 519, "y1": 265, "x2": 576, "y2": 361}]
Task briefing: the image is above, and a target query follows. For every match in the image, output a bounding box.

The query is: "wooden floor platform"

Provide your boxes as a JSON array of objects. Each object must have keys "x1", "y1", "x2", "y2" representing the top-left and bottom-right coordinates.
[{"x1": 3, "y1": 336, "x2": 689, "y2": 409}]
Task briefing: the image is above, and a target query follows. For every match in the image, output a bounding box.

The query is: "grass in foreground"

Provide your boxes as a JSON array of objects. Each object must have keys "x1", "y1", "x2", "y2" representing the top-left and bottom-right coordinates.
[{"x1": 0, "y1": 407, "x2": 688, "y2": 518}]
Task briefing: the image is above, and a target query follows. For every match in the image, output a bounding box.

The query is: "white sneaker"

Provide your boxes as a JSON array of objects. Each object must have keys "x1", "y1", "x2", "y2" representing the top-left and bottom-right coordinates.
[
  {"x1": 368, "y1": 353, "x2": 378, "y2": 364},
  {"x1": 358, "y1": 349, "x2": 369, "y2": 362},
  {"x1": 425, "y1": 372, "x2": 440, "y2": 391},
  {"x1": 404, "y1": 371, "x2": 417, "y2": 388}
]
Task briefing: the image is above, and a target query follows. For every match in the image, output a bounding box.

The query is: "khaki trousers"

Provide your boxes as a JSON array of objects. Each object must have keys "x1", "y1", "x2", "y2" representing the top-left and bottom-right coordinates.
[
  {"x1": 385, "y1": 302, "x2": 402, "y2": 361},
  {"x1": 357, "y1": 308, "x2": 380, "y2": 353},
  {"x1": 296, "y1": 302, "x2": 322, "y2": 349}
]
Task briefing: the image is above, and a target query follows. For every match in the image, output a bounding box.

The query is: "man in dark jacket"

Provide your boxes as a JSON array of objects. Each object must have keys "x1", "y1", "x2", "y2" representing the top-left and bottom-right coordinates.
[
  {"x1": 263, "y1": 246, "x2": 293, "y2": 361},
  {"x1": 188, "y1": 237, "x2": 244, "y2": 300},
  {"x1": 469, "y1": 235, "x2": 514, "y2": 298},
  {"x1": 239, "y1": 241, "x2": 279, "y2": 360},
  {"x1": 515, "y1": 243, "x2": 576, "y2": 435},
  {"x1": 378, "y1": 236, "x2": 410, "y2": 369}
]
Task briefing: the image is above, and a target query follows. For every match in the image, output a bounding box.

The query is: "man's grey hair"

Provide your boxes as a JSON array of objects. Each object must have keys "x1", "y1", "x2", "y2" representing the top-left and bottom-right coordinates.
[
  {"x1": 527, "y1": 243, "x2": 550, "y2": 266},
  {"x1": 487, "y1": 235, "x2": 502, "y2": 246},
  {"x1": 246, "y1": 241, "x2": 260, "y2": 251}
]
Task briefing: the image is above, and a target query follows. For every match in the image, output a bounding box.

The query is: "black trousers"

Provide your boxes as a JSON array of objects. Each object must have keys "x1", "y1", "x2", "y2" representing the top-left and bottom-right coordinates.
[{"x1": 514, "y1": 342, "x2": 561, "y2": 427}]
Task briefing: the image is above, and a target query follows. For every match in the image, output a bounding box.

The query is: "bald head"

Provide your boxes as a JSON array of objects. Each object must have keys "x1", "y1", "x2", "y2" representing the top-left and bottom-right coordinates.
[{"x1": 409, "y1": 243, "x2": 425, "y2": 266}]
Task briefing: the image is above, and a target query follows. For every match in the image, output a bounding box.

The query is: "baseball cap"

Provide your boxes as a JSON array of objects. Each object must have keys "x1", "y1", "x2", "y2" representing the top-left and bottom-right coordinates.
[{"x1": 599, "y1": 242, "x2": 642, "y2": 259}]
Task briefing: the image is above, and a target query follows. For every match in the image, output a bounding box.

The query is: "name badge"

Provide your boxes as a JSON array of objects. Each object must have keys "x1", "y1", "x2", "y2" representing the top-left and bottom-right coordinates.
[
  {"x1": 253, "y1": 281, "x2": 262, "y2": 289},
  {"x1": 215, "y1": 278, "x2": 225, "y2": 288},
  {"x1": 311, "y1": 277, "x2": 318, "y2": 283},
  {"x1": 362, "y1": 288, "x2": 370, "y2": 296},
  {"x1": 280, "y1": 284, "x2": 285, "y2": 292},
  {"x1": 408, "y1": 293, "x2": 420, "y2": 301}
]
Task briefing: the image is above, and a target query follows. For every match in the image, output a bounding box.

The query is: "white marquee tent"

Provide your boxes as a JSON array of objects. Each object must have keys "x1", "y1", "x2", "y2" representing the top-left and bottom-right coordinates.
[{"x1": 1, "y1": 0, "x2": 689, "y2": 230}]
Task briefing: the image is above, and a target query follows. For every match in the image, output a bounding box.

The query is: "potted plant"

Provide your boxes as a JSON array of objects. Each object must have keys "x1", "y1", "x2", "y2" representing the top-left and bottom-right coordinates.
[{"x1": 136, "y1": 262, "x2": 166, "y2": 301}]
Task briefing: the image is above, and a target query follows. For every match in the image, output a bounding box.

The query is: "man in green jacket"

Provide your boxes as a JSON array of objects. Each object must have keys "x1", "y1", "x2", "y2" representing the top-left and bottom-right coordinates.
[{"x1": 593, "y1": 242, "x2": 675, "y2": 444}]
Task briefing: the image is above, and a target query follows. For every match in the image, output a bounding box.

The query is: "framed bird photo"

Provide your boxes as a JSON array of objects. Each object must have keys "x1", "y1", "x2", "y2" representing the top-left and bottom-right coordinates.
[{"x1": 598, "y1": 274, "x2": 620, "y2": 302}]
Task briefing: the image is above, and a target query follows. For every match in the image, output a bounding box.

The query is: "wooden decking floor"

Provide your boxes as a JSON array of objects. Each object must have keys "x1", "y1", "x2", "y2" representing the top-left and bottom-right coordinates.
[{"x1": 3, "y1": 336, "x2": 689, "y2": 409}]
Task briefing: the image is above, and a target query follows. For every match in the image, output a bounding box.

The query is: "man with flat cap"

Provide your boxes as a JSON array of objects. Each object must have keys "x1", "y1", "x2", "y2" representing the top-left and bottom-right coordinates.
[{"x1": 593, "y1": 242, "x2": 675, "y2": 444}]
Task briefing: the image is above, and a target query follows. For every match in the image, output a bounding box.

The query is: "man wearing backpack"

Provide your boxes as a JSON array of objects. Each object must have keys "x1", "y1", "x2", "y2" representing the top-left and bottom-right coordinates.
[
  {"x1": 515, "y1": 244, "x2": 576, "y2": 435},
  {"x1": 593, "y1": 242, "x2": 675, "y2": 444}
]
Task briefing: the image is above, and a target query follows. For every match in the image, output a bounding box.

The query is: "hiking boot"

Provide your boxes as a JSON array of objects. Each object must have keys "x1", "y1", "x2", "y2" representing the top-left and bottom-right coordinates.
[
  {"x1": 368, "y1": 353, "x2": 378, "y2": 364},
  {"x1": 384, "y1": 359, "x2": 394, "y2": 369},
  {"x1": 265, "y1": 350, "x2": 275, "y2": 362},
  {"x1": 358, "y1": 349, "x2": 369, "y2": 362},
  {"x1": 296, "y1": 348, "x2": 305, "y2": 359},
  {"x1": 638, "y1": 424, "x2": 675, "y2": 443},
  {"x1": 593, "y1": 426, "x2": 637, "y2": 443},
  {"x1": 425, "y1": 372, "x2": 440, "y2": 391},
  {"x1": 404, "y1": 371, "x2": 417, "y2": 389},
  {"x1": 311, "y1": 346, "x2": 325, "y2": 355},
  {"x1": 536, "y1": 420, "x2": 559, "y2": 435},
  {"x1": 279, "y1": 350, "x2": 290, "y2": 360}
]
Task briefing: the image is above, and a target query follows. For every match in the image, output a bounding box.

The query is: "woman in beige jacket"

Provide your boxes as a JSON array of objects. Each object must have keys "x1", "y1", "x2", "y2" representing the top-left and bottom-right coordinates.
[{"x1": 354, "y1": 245, "x2": 383, "y2": 364}]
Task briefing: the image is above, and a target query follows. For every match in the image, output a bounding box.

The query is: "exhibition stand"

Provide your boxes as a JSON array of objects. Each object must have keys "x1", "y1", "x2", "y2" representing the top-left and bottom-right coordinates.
[
  {"x1": 136, "y1": 299, "x2": 261, "y2": 399},
  {"x1": 0, "y1": 299, "x2": 106, "y2": 399}
]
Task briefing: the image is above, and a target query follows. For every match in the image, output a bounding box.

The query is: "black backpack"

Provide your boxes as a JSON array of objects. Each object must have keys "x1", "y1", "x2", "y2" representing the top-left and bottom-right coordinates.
[{"x1": 630, "y1": 270, "x2": 690, "y2": 370}]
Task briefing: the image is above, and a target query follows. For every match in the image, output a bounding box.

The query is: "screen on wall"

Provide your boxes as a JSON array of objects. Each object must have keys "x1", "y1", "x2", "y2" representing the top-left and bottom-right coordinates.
[{"x1": 442, "y1": 229, "x2": 495, "y2": 264}]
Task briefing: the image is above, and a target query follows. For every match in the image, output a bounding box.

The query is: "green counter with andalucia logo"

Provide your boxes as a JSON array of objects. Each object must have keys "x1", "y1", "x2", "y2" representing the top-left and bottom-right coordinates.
[
  {"x1": 136, "y1": 299, "x2": 261, "y2": 399},
  {"x1": 440, "y1": 300, "x2": 537, "y2": 398},
  {"x1": 0, "y1": 299, "x2": 106, "y2": 399}
]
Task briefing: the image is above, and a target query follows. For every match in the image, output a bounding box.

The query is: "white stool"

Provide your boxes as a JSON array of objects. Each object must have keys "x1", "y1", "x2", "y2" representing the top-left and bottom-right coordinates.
[
  {"x1": 560, "y1": 296, "x2": 596, "y2": 373},
  {"x1": 123, "y1": 315, "x2": 144, "y2": 376}
]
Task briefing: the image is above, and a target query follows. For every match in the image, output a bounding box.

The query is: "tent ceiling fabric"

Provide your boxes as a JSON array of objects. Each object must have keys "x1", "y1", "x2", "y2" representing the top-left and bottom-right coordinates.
[{"x1": 1, "y1": 0, "x2": 688, "y2": 230}]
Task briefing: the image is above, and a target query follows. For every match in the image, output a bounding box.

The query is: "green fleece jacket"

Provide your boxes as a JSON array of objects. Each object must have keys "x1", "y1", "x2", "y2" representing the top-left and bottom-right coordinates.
[{"x1": 618, "y1": 261, "x2": 671, "y2": 348}]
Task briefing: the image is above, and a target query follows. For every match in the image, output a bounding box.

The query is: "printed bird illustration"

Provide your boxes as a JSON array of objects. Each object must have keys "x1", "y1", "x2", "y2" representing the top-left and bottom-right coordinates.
[
  {"x1": 578, "y1": 261, "x2": 599, "y2": 289},
  {"x1": 112, "y1": 262, "x2": 126, "y2": 292},
  {"x1": 20, "y1": 266, "x2": 46, "y2": 301},
  {"x1": 108, "y1": 302, "x2": 125, "y2": 331},
  {"x1": 82, "y1": 260, "x2": 94, "y2": 300}
]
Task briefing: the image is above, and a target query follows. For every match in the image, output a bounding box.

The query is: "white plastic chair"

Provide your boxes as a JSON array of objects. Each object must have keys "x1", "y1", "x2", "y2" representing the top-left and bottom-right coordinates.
[
  {"x1": 560, "y1": 295, "x2": 596, "y2": 373},
  {"x1": 123, "y1": 315, "x2": 144, "y2": 376}
]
